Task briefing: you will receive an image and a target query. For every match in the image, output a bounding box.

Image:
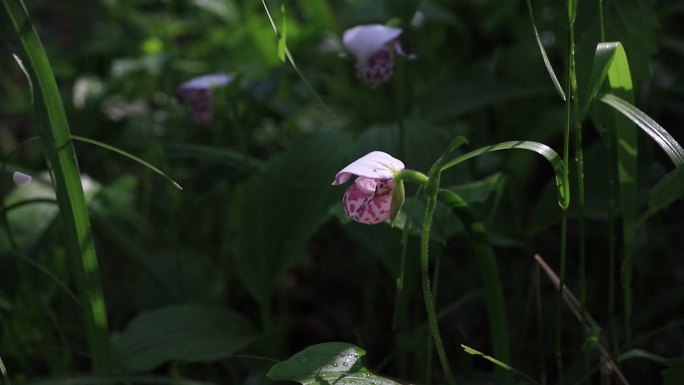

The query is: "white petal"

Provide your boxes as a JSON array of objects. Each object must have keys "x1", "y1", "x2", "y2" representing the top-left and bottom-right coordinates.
[
  {"x1": 178, "y1": 73, "x2": 231, "y2": 91},
  {"x1": 332, "y1": 151, "x2": 405, "y2": 185},
  {"x1": 342, "y1": 25, "x2": 402, "y2": 65}
]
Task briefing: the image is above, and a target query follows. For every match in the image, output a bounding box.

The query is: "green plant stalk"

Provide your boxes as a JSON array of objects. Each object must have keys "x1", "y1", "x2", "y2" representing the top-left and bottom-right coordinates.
[
  {"x1": 437, "y1": 190, "x2": 510, "y2": 366},
  {"x1": 568, "y1": 9, "x2": 588, "y2": 345},
  {"x1": 421, "y1": 171, "x2": 457, "y2": 385},
  {"x1": 0, "y1": 0, "x2": 112, "y2": 373},
  {"x1": 596, "y1": 0, "x2": 618, "y2": 352}
]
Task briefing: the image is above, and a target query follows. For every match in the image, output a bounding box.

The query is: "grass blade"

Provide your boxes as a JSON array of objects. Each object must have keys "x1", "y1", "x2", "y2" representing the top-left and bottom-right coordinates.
[
  {"x1": 526, "y1": 0, "x2": 566, "y2": 101},
  {"x1": 600, "y1": 94, "x2": 684, "y2": 166},
  {"x1": 0, "y1": 0, "x2": 112, "y2": 373},
  {"x1": 441, "y1": 140, "x2": 570, "y2": 209},
  {"x1": 71, "y1": 135, "x2": 183, "y2": 190},
  {"x1": 461, "y1": 344, "x2": 540, "y2": 385}
]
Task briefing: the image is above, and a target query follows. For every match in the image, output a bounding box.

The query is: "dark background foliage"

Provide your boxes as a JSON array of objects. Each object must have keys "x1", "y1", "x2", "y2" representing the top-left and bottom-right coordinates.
[{"x1": 1, "y1": 0, "x2": 683, "y2": 384}]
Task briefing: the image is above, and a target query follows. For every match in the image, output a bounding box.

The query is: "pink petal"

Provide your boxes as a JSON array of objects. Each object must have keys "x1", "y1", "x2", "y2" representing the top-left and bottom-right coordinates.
[
  {"x1": 343, "y1": 179, "x2": 394, "y2": 224},
  {"x1": 342, "y1": 25, "x2": 403, "y2": 65},
  {"x1": 332, "y1": 151, "x2": 405, "y2": 185}
]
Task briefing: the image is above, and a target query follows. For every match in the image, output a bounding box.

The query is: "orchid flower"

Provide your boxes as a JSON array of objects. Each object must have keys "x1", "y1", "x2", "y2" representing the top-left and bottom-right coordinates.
[
  {"x1": 342, "y1": 25, "x2": 406, "y2": 88},
  {"x1": 332, "y1": 151, "x2": 405, "y2": 224},
  {"x1": 177, "y1": 73, "x2": 231, "y2": 126}
]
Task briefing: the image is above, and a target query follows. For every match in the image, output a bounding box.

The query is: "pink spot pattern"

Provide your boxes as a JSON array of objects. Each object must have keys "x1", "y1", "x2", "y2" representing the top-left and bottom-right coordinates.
[
  {"x1": 343, "y1": 177, "x2": 394, "y2": 224},
  {"x1": 178, "y1": 88, "x2": 213, "y2": 126},
  {"x1": 356, "y1": 48, "x2": 395, "y2": 88}
]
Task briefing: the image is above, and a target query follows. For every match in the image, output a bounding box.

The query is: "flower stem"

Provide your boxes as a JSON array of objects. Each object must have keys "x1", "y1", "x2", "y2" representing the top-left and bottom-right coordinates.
[{"x1": 420, "y1": 172, "x2": 457, "y2": 385}]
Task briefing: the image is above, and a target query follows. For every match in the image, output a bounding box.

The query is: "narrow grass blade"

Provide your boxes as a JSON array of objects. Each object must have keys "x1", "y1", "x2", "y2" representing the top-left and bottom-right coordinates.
[
  {"x1": 0, "y1": 0, "x2": 112, "y2": 372},
  {"x1": 438, "y1": 189, "x2": 510, "y2": 365},
  {"x1": 526, "y1": 0, "x2": 566, "y2": 101},
  {"x1": 600, "y1": 94, "x2": 684, "y2": 166},
  {"x1": 461, "y1": 344, "x2": 540, "y2": 384},
  {"x1": 441, "y1": 141, "x2": 570, "y2": 209},
  {"x1": 260, "y1": 0, "x2": 335, "y2": 116},
  {"x1": 71, "y1": 135, "x2": 183, "y2": 190}
]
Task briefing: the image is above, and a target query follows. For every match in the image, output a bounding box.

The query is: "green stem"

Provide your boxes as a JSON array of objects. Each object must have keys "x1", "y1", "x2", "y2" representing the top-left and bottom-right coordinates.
[{"x1": 420, "y1": 175, "x2": 457, "y2": 385}]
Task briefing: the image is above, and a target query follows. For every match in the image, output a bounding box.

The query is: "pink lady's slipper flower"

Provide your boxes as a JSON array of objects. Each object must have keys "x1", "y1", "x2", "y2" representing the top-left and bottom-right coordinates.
[
  {"x1": 177, "y1": 73, "x2": 231, "y2": 126},
  {"x1": 342, "y1": 25, "x2": 405, "y2": 88},
  {"x1": 332, "y1": 151, "x2": 405, "y2": 224}
]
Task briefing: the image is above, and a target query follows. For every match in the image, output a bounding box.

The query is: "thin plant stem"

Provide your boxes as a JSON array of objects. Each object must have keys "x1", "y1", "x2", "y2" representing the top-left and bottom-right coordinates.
[
  {"x1": 420, "y1": 177, "x2": 456, "y2": 385},
  {"x1": 568, "y1": 4, "x2": 588, "y2": 349}
]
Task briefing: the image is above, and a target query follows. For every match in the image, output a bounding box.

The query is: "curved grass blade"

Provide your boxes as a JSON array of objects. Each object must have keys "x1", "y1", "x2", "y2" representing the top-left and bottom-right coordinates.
[
  {"x1": 462, "y1": 344, "x2": 540, "y2": 385},
  {"x1": 260, "y1": 0, "x2": 335, "y2": 117},
  {"x1": 71, "y1": 135, "x2": 183, "y2": 190},
  {"x1": 583, "y1": 42, "x2": 622, "y2": 116},
  {"x1": 441, "y1": 141, "x2": 570, "y2": 209},
  {"x1": 600, "y1": 94, "x2": 684, "y2": 166},
  {"x1": 438, "y1": 189, "x2": 510, "y2": 365},
  {"x1": 0, "y1": 0, "x2": 112, "y2": 372},
  {"x1": 526, "y1": 0, "x2": 566, "y2": 101}
]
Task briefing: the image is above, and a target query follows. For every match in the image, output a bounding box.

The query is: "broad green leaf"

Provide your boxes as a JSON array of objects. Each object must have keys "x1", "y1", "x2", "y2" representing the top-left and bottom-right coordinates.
[
  {"x1": 647, "y1": 166, "x2": 684, "y2": 215},
  {"x1": 600, "y1": 93, "x2": 684, "y2": 166},
  {"x1": 441, "y1": 141, "x2": 570, "y2": 209},
  {"x1": 267, "y1": 342, "x2": 400, "y2": 385},
  {"x1": 526, "y1": 0, "x2": 566, "y2": 101},
  {"x1": 235, "y1": 131, "x2": 352, "y2": 307},
  {"x1": 1, "y1": 0, "x2": 111, "y2": 370},
  {"x1": 111, "y1": 305, "x2": 258, "y2": 373},
  {"x1": 0, "y1": 172, "x2": 99, "y2": 249}
]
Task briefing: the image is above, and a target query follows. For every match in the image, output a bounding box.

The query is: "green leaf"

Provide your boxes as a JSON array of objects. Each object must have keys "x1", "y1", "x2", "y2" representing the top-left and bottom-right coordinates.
[
  {"x1": 235, "y1": 131, "x2": 352, "y2": 308},
  {"x1": 277, "y1": 2, "x2": 287, "y2": 62},
  {"x1": 583, "y1": 42, "x2": 622, "y2": 115},
  {"x1": 441, "y1": 141, "x2": 570, "y2": 209},
  {"x1": 648, "y1": 166, "x2": 684, "y2": 215},
  {"x1": 600, "y1": 93, "x2": 684, "y2": 167},
  {"x1": 111, "y1": 305, "x2": 258, "y2": 373},
  {"x1": 267, "y1": 342, "x2": 400, "y2": 385},
  {"x1": 1, "y1": 0, "x2": 112, "y2": 371},
  {"x1": 526, "y1": 0, "x2": 566, "y2": 101}
]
